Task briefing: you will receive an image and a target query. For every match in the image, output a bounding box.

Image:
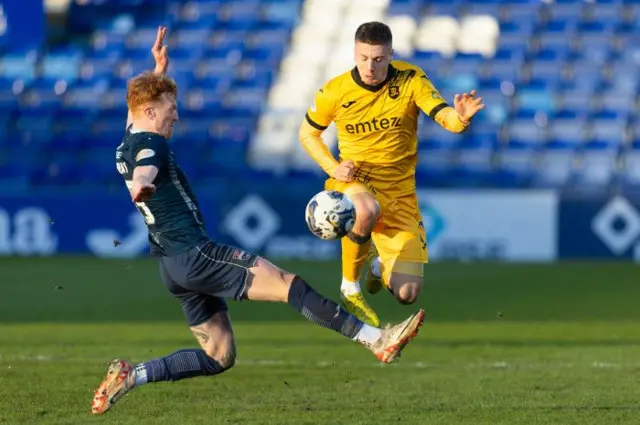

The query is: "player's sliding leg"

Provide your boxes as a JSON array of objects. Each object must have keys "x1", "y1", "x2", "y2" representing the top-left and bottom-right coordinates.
[
  {"x1": 339, "y1": 190, "x2": 381, "y2": 327},
  {"x1": 244, "y1": 257, "x2": 424, "y2": 363},
  {"x1": 92, "y1": 304, "x2": 235, "y2": 415}
]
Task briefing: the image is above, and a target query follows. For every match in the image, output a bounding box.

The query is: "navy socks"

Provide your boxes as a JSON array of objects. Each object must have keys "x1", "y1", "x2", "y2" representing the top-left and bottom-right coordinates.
[
  {"x1": 135, "y1": 349, "x2": 227, "y2": 385},
  {"x1": 287, "y1": 276, "x2": 364, "y2": 339}
]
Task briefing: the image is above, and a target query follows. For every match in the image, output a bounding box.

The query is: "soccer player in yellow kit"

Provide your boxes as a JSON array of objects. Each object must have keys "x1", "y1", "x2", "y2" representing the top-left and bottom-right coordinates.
[{"x1": 298, "y1": 22, "x2": 484, "y2": 326}]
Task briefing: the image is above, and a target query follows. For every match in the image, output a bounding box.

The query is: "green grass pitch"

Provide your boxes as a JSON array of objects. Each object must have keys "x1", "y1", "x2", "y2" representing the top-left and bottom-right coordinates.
[{"x1": 2, "y1": 257, "x2": 640, "y2": 424}]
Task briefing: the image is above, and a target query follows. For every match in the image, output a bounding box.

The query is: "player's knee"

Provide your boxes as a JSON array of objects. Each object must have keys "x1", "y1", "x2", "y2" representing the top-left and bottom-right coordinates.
[
  {"x1": 351, "y1": 196, "x2": 380, "y2": 237},
  {"x1": 359, "y1": 199, "x2": 380, "y2": 226},
  {"x1": 205, "y1": 341, "x2": 236, "y2": 371},
  {"x1": 217, "y1": 347, "x2": 236, "y2": 370},
  {"x1": 394, "y1": 282, "x2": 421, "y2": 305}
]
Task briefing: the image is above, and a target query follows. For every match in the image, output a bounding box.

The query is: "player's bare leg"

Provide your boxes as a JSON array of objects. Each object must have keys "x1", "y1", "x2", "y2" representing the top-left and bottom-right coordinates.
[
  {"x1": 340, "y1": 191, "x2": 381, "y2": 327},
  {"x1": 92, "y1": 311, "x2": 235, "y2": 414},
  {"x1": 387, "y1": 271, "x2": 423, "y2": 305},
  {"x1": 244, "y1": 257, "x2": 424, "y2": 362}
]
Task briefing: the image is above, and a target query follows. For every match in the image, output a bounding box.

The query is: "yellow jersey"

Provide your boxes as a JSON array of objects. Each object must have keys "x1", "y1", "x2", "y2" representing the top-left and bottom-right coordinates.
[{"x1": 302, "y1": 60, "x2": 468, "y2": 196}]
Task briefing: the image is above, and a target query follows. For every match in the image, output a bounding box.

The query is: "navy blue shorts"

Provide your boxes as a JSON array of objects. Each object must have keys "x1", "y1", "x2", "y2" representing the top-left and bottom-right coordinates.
[{"x1": 159, "y1": 240, "x2": 259, "y2": 327}]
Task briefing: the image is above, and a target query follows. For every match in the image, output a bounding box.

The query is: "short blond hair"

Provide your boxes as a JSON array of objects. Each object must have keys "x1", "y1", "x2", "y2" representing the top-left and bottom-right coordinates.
[{"x1": 126, "y1": 71, "x2": 178, "y2": 111}]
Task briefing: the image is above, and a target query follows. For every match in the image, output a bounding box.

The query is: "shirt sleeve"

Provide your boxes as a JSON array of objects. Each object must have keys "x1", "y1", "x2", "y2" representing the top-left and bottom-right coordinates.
[
  {"x1": 411, "y1": 69, "x2": 450, "y2": 120},
  {"x1": 305, "y1": 83, "x2": 338, "y2": 131},
  {"x1": 131, "y1": 134, "x2": 169, "y2": 168}
]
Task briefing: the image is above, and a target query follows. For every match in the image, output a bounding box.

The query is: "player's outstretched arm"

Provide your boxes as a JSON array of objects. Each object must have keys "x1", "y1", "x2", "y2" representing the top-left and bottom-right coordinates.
[
  {"x1": 412, "y1": 71, "x2": 484, "y2": 133},
  {"x1": 429, "y1": 90, "x2": 484, "y2": 133},
  {"x1": 151, "y1": 26, "x2": 169, "y2": 75},
  {"x1": 126, "y1": 26, "x2": 170, "y2": 129},
  {"x1": 452, "y1": 90, "x2": 484, "y2": 124},
  {"x1": 130, "y1": 165, "x2": 158, "y2": 202}
]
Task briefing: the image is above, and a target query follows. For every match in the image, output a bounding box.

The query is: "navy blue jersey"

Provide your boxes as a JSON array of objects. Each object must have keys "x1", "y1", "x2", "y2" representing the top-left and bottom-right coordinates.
[{"x1": 116, "y1": 128, "x2": 209, "y2": 256}]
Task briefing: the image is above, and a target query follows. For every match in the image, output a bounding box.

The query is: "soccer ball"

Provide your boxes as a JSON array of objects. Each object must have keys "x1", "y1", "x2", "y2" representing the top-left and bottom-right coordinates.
[{"x1": 305, "y1": 190, "x2": 356, "y2": 240}]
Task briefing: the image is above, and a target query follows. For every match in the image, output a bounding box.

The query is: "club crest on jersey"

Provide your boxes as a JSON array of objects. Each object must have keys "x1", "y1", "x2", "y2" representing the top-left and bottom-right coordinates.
[
  {"x1": 388, "y1": 85, "x2": 400, "y2": 99},
  {"x1": 136, "y1": 149, "x2": 155, "y2": 162},
  {"x1": 232, "y1": 249, "x2": 251, "y2": 261}
]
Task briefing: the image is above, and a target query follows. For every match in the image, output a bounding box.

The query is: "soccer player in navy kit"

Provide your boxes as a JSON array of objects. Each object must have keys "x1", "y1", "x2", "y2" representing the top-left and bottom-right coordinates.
[{"x1": 91, "y1": 27, "x2": 425, "y2": 415}]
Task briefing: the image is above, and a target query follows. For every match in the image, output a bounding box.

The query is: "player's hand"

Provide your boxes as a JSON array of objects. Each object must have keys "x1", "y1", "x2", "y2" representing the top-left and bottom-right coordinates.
[
  {"x1": 152, "y1": 26, "x2": 169, "y2": 75},
  {"x1": 454, "y1": 90, "x2": 484, "y2": 123},
  {"x1": 131, "y1": 182, "x2": 156, "y2": 203},
  {"x1": 333, "y1": 160, "x2": 356, "y2": 182}
]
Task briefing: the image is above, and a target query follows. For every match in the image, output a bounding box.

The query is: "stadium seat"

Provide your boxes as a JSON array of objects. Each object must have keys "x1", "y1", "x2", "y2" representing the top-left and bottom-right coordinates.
[
  {"x1": 533, "y1": 148, "x2": 575, "y2": 188},
  {"x1": 492, "y1": 145, "x2": 536, "y2": 188},
  {"x1": 573, "y1": 146, "x2": 619, "y2": 192},
  {"x1": 0, "y1": 54, "x2": 37, "y2": 85}
]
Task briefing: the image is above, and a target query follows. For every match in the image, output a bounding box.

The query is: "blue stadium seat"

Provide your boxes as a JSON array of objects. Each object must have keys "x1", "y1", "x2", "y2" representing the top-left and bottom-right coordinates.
[
  {"x1": 172, "y1": 118, "x2": 213, "y2": 150},
  {"x1": 547, "y1": 111, "x2": 588, "y2": 146},
  {"x1": 514, "y1": 81, "x2": 557, "y2": 114},
  {"x1": 427, "y1": 4, "x2": 460, "y2": 18},
  {"x1": 564, "y1": 61, "x2": 603, "y2": 91},
  {"x1": 182, "y1": 89, "x2": 223, "y2": 114},
  {"x1": 77, "y1": 155, "x2": 120, "y2": 187},
  {"x1": 485, "y1": 58, "x2": 519, "y2": 82},
  {"x1": 454, "y1": 143, "x2": 493, "y2": 187},
  {"x1": 449, "y1": 53, "x2": 485, "y2": 75},
  {"x1": 533, "y1": 148, "x2": 575, "y2": 188},
  {"x1": 2, "y1": 148, "x2": 47, "y2": 183},
  {"x1": 208, "y1": 30, "x2": 248, "y2": 53},
  {"x1": 500, "y1": 1, "x2": 541, "y2": 26},
  {"x1": 573, "y1": 147, "x2": 618, "y2": 191},
  {"x1": 262, "y1": 0, "x2": 301, "y2": 25},
  {"x1": 585, "y1": 3, "x2": 622, "y2": 24},
  {"x1": 536, "y1": 32, "x2": 571, "y2": 51},
  {"x1": 0, "y1": 78, "x2": 24, "y2": 114},
  {"x1": 175, "y1": 3, "x2": 218, "y2": 29},
  {"x1": 14, "y1": 110, "x2": 55, "y2": 145},
  {"x1": 539, "y1": 18, "x2": 579, "y2": 35},
  {"x1": 387, "y1": 0, "x2": 423, "y2": 17},
  {"x1": 0, "y1": 55, "x2": 37, "y2": 84},
  {"x1": 496, "y1": 33, "x2": 529, "y2": 55},
  {"x1": 416, "y1": 149, "x2": 454, "y2": 188},
  {"x1": 528, "y1": 59, "x2": 564, "y2": 85},
  {"x1": 30, "y1": 154, "x2": 80, "y2": 187},
  {"x1": 589, "y1": 114, "x2": 627, "y2": 147},
  {"x1": 621, "y1": 151, "x2": 640, "y2": 188},
  {"x1": 465, "y1": 3, "x2": 501, "y2": 16},
  {"x1": 531, "y1": 45, "x2": 571, "y2": 63},
  {"x1": 412, "y1": 52, "x2": 448, "y2": 77},
  {"x1": 493, "y1": 146, "x2": 536, "y2": 188},
  {"x1": 574, "y1": 35, "x2": 614, "y2": 64},
  {"x1": 475, "y1": 91, "x2": 508, "y2": 126},
  {"x1": 604, "y1": 63, "x2": 639, "y2": 93},
  {"x1": 99, "y1": 87, "x2": 128, "y2": 110},
  {"x1": 556, "y1": 91, "x2": 593, "y2": 115},
  {"x1": 507, "y1": 117, "x2": 546, "y2": 147},
  {"x1": 597, "y1": 91, "x2": 635, "y2": 115}
]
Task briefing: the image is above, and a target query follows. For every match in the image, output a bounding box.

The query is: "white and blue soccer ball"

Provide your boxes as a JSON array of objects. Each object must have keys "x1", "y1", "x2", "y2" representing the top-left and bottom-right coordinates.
[{"x1": 305, "y1": 190, "x2": 356, "y2": 240}]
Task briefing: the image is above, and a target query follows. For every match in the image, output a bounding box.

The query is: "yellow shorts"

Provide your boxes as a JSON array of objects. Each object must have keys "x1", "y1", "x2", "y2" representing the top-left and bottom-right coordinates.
[{"x1": 325, "y1": 178, "x2": 427, "y2": 283}]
